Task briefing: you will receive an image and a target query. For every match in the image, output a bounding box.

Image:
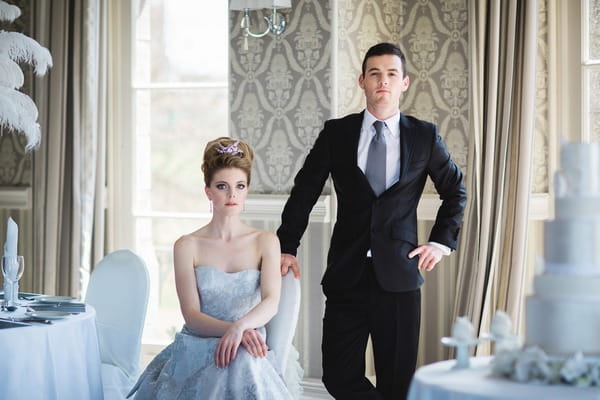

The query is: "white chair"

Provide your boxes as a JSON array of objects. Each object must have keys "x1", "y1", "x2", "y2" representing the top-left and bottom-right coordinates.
[
  {"x1": 266, "y1": 271, "x2": 301, "y2": 375},
  {"x1": 85, "y1": 250, "x2": 150, "y2": 400}
]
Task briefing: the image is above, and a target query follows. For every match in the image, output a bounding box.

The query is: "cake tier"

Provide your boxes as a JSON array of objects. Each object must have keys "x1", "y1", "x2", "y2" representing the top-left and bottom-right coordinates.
[
  {"x1": 533, "y1": 274, "x2": 600, "y2": 298},
  {"x1": 554, "y1": 142, "x2": 600, "y2": 197},
  {"x1": 526, "y1": 295, "x2": 600, "y2": 355},
  {"x1": 555, "y1": 197, "x2": 600, "y2": 218},
  {"x1": 544, "y1": 217, "x2": 600, "y2": 270}
]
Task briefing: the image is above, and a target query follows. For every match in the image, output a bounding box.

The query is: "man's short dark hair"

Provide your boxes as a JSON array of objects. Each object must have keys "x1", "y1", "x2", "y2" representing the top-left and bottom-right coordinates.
[{"x1": 361, "y1": 42, "x2": 407, "y2": 77}]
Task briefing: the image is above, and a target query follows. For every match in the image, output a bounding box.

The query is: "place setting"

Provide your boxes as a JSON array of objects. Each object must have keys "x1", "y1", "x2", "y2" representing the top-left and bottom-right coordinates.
[{"x1": 1, "y1": 217, "x2": 85, "y2": 327}]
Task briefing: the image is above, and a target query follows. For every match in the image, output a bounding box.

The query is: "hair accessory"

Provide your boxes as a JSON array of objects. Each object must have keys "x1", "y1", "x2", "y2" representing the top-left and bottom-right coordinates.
[{"x1": 216, "y1": 141, "x2": 243, "y2": 155}]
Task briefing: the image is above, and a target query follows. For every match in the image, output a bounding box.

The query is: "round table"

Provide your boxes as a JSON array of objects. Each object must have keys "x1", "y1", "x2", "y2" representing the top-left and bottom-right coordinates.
[
  {"x1": 408, "y1": 357, "x2": 600, "y2": 400},
  {"x1": 0, "y1": 305, "x2": 103, "y2": 400}
]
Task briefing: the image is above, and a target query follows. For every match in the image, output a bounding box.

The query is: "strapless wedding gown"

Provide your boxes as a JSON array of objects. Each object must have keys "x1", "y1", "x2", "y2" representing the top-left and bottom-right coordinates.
[{"x1": 128, "y1": 266, "x2": 297, "y2": 399}]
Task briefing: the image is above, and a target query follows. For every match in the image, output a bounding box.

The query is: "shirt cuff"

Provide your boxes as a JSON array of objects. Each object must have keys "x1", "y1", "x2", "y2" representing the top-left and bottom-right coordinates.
[{"x1": 427, "y1": 241, "x2": 451, "y2": 256}]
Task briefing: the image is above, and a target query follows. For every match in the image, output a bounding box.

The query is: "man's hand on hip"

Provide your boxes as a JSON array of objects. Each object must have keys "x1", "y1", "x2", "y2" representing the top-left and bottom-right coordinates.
[
  {"x1": 280, "y1": 253, "x2": 300, "y2": 278},
  {"x1": 408, "y1": 244, "x2": 444, "y2": 271}
]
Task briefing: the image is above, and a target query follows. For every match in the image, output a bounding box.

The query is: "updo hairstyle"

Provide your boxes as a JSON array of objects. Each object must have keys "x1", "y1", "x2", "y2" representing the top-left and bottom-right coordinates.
[{"x1": 201, "y1": 137, "x2": 254, "y2": 186}]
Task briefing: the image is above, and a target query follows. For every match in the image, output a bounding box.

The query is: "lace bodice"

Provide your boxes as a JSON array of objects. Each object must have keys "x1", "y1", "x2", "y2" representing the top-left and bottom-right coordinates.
[{"x1": 194, "y1": 266, "x2": 261, "y2": 322}]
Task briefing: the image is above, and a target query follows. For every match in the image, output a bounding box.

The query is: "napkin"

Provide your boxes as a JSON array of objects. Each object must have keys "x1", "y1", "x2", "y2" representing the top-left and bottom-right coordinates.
[
  {"x1": 3, "y1": 217, "x2": 18, "y2": 257},
  {"x1": 3, "y1": 217, "x2": 19, "y2": 302}
]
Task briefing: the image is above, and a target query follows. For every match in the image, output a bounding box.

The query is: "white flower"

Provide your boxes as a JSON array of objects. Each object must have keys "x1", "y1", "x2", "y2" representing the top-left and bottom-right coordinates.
[
  {"x1": 513, "y1": 347, "x2": 548, "y2": 382},
  {"x1": 491, "y1": 350, "x2": 517, "y2": 377},
  {"x1": 589, "y1": 363, "x2": 600, "y2": 386},
  {"x1": 560, "y1": 352, "x2": 589, "y2": 384}
]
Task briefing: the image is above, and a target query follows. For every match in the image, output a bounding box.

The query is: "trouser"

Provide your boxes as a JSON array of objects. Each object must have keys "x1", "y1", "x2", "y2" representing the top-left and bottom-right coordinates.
[{"x1": 322, "y1": 259, "x2": 421, "y2": 400}]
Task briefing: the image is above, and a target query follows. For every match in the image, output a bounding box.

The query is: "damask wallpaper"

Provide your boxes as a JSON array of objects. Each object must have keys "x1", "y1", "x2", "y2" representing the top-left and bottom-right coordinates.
[
  {"x1": 229, "y1": 0, "x2": 472, "y2": 194},
  {"x1": 229, "y1": 0, "x2": 552, "y2": 195},
  {"x1": 229, "y1": 0, "x2": 332, "y2": 194},
  {"x1": 533, "y1": 0, "x2": 549, "y2": 193}
]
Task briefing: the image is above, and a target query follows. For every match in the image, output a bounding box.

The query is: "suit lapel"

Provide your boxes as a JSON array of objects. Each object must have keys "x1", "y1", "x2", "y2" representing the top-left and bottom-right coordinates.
[
  {"x1": 398, "y1": 113, "x2": 413, "y2": 180},
  {"x1": 349, "y1": 111, "x2": 364, "y2": 170},
  {"x1": 346, "y1": 111, "x2": 377, "y2": 194}
]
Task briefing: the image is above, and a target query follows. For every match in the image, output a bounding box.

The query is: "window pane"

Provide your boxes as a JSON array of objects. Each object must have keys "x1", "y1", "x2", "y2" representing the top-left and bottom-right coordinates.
[
  {"x1": 135, "y1": 88, "x2": 228, "y2": 213},
  {"x1": 136, "y1": 0, "x2": 228, "y2": 83}
]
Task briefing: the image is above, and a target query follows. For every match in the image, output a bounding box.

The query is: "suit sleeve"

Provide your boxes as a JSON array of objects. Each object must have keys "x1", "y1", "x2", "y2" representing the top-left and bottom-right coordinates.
[
  {"x1": 426, "y1": 129, "x2": 467, "y2": 250},
  {"x1": 276, "y1": 123, "x2": 332, "y2": 256}
]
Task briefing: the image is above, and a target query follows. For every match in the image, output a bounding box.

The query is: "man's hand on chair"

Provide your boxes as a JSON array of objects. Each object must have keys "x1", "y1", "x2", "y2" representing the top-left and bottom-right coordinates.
[{"x1": 280, "y1": 253, "x2": 300, "y2": 278}]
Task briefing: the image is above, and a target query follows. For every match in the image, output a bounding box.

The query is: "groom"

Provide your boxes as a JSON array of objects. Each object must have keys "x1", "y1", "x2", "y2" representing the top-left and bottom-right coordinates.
[{"x1": 277, "y1": 42, "x2": 466, "y2": 399}]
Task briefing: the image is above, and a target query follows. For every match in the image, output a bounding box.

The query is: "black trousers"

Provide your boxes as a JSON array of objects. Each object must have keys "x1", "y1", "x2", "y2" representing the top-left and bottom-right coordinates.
[{"x1": 322, "y1": 259, "x2": 421, "y2": 400}]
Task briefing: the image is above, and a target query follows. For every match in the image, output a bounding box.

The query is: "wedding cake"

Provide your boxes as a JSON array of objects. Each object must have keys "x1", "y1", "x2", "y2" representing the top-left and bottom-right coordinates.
[{"x1": 525, "y1": 141, "x2": 600, "y2": 356}]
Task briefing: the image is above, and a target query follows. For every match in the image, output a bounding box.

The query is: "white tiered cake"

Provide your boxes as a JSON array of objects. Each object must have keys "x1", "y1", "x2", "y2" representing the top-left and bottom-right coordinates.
[{"x1": 525, "y1": 142, "x2": 600, "y2": 356}]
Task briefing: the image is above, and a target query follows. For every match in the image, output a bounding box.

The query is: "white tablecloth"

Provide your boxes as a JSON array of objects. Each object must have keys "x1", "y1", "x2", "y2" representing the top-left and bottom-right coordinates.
[
  {"x1": 0, "y1": 305, "x2": 103, "y2": 400},
  {"x1": 408, "y1": 357, "x2": 600, "y2": 400}
]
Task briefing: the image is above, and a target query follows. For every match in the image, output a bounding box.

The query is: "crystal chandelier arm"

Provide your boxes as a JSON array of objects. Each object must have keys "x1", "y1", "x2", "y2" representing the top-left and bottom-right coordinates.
[{"x1": 240, "y1": 6, "x2": 287, "y2": 38}]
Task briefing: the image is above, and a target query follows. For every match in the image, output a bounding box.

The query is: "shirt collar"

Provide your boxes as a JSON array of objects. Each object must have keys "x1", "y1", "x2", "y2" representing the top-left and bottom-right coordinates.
[{"x1": 363, "y1": 109, "x2": 401, "y2": 138}]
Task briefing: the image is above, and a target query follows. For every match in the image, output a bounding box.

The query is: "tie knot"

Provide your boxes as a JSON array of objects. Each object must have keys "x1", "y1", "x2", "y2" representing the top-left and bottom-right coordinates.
[{"x1": 373, "y1": 120, "x2": 385, "y2": 139}]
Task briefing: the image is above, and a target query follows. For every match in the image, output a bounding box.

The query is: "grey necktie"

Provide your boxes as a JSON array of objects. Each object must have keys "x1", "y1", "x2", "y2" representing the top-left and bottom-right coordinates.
[{"x1": 366, "y1": 120, "x2": 387, "y2": 196}]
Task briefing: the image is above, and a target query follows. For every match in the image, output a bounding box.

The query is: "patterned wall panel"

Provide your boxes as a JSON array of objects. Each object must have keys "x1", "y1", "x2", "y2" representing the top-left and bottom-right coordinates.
[
  {"x1": 589, "y1": 0, "x2": 600, "y2": 60},
  {"x1": 533, "y1": 0, "x2": 549, "y2": 193},
  {"x1": 336, "y1": 0, "x2": 469, "y2": 194},
  {"x1": 229, "y1": 0, "x2": 551, "y2": 196},
  {"x1": 229, "y1": 0, "x2": 332, "y2": 194},
  {"x1": 0, "y1": 0, "x2": 32, "y2": 187}
]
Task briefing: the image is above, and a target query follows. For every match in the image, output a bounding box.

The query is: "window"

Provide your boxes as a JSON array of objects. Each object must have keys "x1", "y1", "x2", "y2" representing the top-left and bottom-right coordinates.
[
  {"x1": 583, "y1": 0, "x2": 600, "y2": 141},
  {"x1": 115, "y1": 0, "x2": 229, "y2": 345}
]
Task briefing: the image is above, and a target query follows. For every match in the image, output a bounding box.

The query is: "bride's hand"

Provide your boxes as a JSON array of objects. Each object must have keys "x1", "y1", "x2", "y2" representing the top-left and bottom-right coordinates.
[
  {"x1": 215, "y1": 324, "x2": 244, "y2": 368},
  {"x1": 241, "y1": 329, "x2": 268, "y2": 358}
]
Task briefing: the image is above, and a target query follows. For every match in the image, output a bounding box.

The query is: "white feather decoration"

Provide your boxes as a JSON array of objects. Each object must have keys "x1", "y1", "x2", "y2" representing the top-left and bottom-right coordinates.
[
  {"x1": 0, "y1": 86, "x2": 41, "y2": 150},
  {"x1": 0, "y1": 2, "x2": 51, "y2": 151},
  {"x1": 0, "y1": 30, "x2": 53, "y2": 75},
  {"x1": 0, "y1": 0, "x2": 21, "y2": 22},
  {"x1": 0, "y1": 54, "x2": 24, "y2": 88}
]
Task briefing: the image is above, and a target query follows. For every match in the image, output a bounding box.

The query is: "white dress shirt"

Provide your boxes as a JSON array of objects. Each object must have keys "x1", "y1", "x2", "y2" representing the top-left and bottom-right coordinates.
[{"x1": 359, "y1": 109, "x2": 451, "y2": 257}]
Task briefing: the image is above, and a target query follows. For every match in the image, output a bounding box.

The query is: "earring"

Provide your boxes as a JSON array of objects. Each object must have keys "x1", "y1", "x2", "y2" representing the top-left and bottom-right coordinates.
[{"x1": 209, "y1": 200, "x2": 213, "y2": 213}]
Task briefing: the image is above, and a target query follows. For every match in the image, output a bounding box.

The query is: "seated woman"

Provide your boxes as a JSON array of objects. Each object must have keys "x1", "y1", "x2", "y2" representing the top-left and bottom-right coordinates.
[{"x1": 128, "y1": 137, "x2": 294, "y2": 399}]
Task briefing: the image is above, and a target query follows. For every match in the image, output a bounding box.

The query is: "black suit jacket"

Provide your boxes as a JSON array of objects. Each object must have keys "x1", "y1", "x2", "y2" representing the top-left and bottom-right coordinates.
[{"x1": 277, "y1": 111, "x2": 466, "y2": 292}]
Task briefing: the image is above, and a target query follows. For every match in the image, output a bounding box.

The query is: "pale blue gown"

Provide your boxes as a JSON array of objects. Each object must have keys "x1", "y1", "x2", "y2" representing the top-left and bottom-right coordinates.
[{"x1": 128, "y1": 266, "x2": 295, "y2": 399}]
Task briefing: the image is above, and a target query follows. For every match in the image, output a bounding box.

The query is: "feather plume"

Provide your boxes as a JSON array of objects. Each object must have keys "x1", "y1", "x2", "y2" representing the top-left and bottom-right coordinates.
[
  {"x1": 0, "y1": 55, "x2": 24, "y2": 88},
  {"x1": 0, "y1": 30, "x2": 53, "y2": 75},
  {"x1": 0, "y1": 87, "x2": 41, "y2": 149},
  {"x1": 0, "y1": 1, "x2": 20, "y2": 22}
]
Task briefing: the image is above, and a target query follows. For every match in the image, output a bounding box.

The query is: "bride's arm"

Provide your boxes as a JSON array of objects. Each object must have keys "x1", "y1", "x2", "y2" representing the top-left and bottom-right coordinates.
[
  {"x1": 215, "y1": 231, "x2": 282, "y2": 367},
  {"x1": 173, "y1": 235, "x2": 233, "y2": 337},
  {"x1": 236, "y1": 231, "x2": 282, "y2": 329}
]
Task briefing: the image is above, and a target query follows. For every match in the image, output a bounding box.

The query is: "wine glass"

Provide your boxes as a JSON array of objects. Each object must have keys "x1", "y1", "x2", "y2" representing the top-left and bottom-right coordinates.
[{"x1": 2, "y1": 256, "x2": 24, "y2": 307}]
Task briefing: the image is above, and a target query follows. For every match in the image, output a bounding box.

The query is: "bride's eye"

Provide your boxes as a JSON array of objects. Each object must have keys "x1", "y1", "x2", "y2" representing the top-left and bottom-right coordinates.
[
  {"x1": 216, "y1": 183, "x2": 227, "y2": 190},
  {"x1": 236, "y1": 183, "x2": 246, "y2": 190}
]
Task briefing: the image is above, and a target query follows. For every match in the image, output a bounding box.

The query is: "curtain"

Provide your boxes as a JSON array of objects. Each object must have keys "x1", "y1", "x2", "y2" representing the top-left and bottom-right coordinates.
[
  {"x1": 452, "y1": 0, "x2": 538, "y2": 352},
  {"x1": 31, "y1": 0, "x2": 107, "y2": 297}
]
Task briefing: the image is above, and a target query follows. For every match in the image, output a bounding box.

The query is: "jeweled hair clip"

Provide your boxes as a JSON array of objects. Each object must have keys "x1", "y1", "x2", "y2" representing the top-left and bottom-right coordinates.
[{"x1": 216, "y1": 141, "x2": 243, "y2": 155}]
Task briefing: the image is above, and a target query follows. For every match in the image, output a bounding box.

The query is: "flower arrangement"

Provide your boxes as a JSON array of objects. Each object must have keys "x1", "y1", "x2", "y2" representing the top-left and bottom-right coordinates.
[
  {"x1": 492, "y1": 347, "x2": 600, "y2": 387},
  {"x1": 0, "y1": 0, "x2": 52, "y2": 150}
]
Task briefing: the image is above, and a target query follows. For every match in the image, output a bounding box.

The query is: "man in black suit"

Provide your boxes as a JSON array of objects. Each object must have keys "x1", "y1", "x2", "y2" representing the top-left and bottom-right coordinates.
[{"x1": 277, "y1": 42, "x2": 466, "y2": 400}]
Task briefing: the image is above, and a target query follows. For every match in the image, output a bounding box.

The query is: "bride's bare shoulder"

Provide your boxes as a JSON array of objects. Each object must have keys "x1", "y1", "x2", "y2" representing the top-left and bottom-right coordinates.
[
  {"x1": 254, "y1": 229, "x2": 280, "y2": 249},
  {"x1": 175, "y1": 227, "x2": 210, "y2": 250}
]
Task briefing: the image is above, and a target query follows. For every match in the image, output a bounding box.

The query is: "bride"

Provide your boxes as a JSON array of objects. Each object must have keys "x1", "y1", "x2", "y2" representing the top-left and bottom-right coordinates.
[{"x1": 128, "y1": 137, "x2": 296, "y2": 399}]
